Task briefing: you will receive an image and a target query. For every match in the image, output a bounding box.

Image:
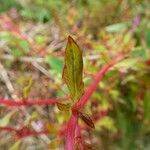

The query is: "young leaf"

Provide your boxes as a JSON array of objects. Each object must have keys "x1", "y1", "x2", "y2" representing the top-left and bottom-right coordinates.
[
  {"x1": 57, "y1": 102, "x2": 71, "y2": 111},
  {"x1": 9, "y1": 140, "x2": 21, "y2": 150},
  {"x1": 63, "y1": 36, "x2": 84, "y2": 102},
  {"x1": 46, "y1": 122, "x2": 58, "y2": 134},
  {"x1": 48, "y1": 139, "x2": 61, "y2": 149},
  {"x1": 46, "y1": 56, "x2": 63, "y2": 74},
  {"x1": 105, "y1": 22, "x2": 128, "y2": 33},
  {"x1": 23, "y1": 78, "x2": 33, "y2": 99},
  {"x1": 0, "y1": 112, "x2": 13, "y2": 127},
  {"x1": 79, "y1": 112, "x2": 95, "y2": 128},
  {"x1": 19, "y1": 40, "x2": 30, "y2": 53}
]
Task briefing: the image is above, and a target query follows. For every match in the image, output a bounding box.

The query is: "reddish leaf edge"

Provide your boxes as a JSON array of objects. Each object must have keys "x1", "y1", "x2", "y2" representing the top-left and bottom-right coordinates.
[{"x1": 0, "y1": 127, "x2": 48, "y2": 138}]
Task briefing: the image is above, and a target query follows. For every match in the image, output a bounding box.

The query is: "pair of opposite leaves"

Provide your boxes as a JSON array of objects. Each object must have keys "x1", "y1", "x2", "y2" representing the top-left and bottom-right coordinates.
[{"x1": 57, "y1": 36, "x2": 94, "y2": 128}]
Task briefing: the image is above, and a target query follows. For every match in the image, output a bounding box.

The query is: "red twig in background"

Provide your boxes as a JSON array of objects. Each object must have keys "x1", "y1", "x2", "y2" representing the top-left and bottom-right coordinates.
[
  {"x1": 0, "y1": 15, "x2": 48, "y2": 55},
  {"x1": 0, "y1": 97, "x2": 69, "y2": 106},
  {"x1": 0, "y1": 127, "x2": 48, "y2": 138},
  {"x1": 0, "y1": 108, "x2": 108, "y2": 139}
]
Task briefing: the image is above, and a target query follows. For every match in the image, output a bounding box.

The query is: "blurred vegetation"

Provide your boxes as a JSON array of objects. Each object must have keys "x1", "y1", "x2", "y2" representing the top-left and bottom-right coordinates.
[{"x1": 0, "y1": 0, "x2": 150, "y2": 149}]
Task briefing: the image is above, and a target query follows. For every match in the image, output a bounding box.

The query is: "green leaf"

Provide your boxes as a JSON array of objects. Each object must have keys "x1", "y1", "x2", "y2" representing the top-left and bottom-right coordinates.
[
  {"x1": 57, "y1": 103, "x2": 71, "y2": 111},
  {"x1": 145, "y1": 28, "x2": 150, "y2": 49},
  {"x1": 23, "y1": 78, "x2": 33, "y2": 99},
  {"x1": 144, "y1": 91, "x2": 150, "y2": 120},
  {"x1": 0, "y1": 31, "x2": 11, "y2": 41},
  {"x1": 48, "y1": 139, "x2": 61, "y2": 149},
  {"x1": 9, "y1": 140, "x2": 21, "y2": 150},
  {"x1": 46, "y1": 56, "x2": 63, "y2": 74},
  {"x1": 114, "y1": 58, "x2": 138, "y2": 70},
  {"x1": 19, "y1": 40, "x2": 29, "y2": 53},
  {"x1": 21, "y1": 9, "x2": 35, "y2": 19},
  {"x1": 95, "y1": 116, "x2": 117, "y2": 132},
  {"x1": 105, "y1": 22, "x2": 128, "y2": 33},
  {"x1": 63, "y1": 36, "x2": 84, "y2": 101},
  {"x1": 38, "y1": 8, "x2": 50, "y2": 22},
  {"x1": 129, "y1": 49, "x2": 147, "y2": 60},
  {"x1": 35, "y1": 35, "x2": 47, "y2": 44},
  {"x1": 0, "y1": 112, "x2": 13, "y2": 127},
  {"x1": 46, "y1": 122, "x2": 58, "y2": 134},
  {"x1": 11, "y1": 48, "x2": 23, "y2": 57}
]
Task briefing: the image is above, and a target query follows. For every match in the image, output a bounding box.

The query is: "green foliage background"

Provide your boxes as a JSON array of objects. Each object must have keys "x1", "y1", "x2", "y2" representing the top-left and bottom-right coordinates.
[{"x1": 0, "y1": 0, "x2": 150, "y2": 149}]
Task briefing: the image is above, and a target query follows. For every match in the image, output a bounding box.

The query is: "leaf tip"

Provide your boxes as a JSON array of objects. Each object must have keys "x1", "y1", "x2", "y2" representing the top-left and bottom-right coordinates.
[{"x1": 67, "y1": 35, "x2": 74, "y2": 44}]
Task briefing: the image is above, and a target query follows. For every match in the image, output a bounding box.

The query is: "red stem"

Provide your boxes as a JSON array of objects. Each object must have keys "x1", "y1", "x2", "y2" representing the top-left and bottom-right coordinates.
[
  {"x1": 66, "y1": 114, "x2": 78, "y2": 150},
  {"x1": 0, "y1": 127, "x2": 48, "y2": 138},
  {"x1": 0, "y1": 97, "x2": 69, "y2": 106}
]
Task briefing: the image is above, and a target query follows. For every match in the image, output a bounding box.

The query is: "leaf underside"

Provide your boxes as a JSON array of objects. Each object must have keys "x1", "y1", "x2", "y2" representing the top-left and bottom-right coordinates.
[{"x1": 79, "y1": 112, "x2": 95, "y2": 128}]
